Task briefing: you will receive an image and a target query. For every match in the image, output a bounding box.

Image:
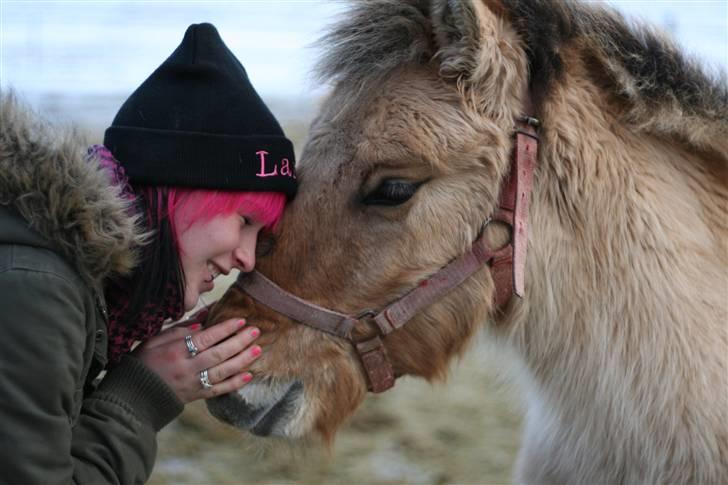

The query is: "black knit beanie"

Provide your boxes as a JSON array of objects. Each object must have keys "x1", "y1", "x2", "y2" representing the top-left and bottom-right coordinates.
[{"x1": 104, "y1": 23, "x2": 296, "y2": 197}]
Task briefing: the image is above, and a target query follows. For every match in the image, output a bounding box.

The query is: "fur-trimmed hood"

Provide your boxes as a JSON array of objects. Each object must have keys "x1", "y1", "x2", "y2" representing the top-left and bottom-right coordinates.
[{"x1": 0, "y1": 91, "x2": 146, "y2": 287}]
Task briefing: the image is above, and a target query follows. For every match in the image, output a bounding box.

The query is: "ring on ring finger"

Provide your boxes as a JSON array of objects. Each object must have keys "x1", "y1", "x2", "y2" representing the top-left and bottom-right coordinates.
[{"x1": 200, "y1": 369, "x2": 213, "y2": 389}]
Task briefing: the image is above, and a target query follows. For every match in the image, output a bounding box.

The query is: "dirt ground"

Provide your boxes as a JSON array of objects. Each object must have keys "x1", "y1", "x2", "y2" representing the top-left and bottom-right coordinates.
[{"x1": 149, "y1": 270, "x2": 523, "y2": 485}]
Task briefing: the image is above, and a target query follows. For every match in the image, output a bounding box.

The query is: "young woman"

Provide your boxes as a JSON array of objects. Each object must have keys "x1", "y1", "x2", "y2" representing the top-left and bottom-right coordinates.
[{"x1": 0, "y1": 23, "x2": 296, "y2": 483}]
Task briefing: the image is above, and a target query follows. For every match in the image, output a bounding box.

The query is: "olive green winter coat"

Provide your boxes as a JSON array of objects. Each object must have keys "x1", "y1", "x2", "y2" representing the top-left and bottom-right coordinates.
[{"x1": 0, "y1": 93, "x2": 183, "y2": 484}]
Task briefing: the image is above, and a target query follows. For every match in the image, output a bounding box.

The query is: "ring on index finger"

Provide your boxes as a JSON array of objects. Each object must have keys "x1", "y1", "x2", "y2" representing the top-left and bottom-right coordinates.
[{"x1": 184, "y1": 334, "x2": 199, "y2": 358}]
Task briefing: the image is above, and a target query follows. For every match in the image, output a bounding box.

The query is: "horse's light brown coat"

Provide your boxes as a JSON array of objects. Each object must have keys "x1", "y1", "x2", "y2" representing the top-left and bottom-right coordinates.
[{"x1": 210, "y1": 1, "x2": 727, "y2": 483}]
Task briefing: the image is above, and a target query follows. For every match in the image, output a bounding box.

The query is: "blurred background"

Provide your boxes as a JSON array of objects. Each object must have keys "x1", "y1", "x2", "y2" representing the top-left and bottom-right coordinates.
[
  {"x1": 2, "y1": 1, "x2": 726, "y2": 135},
  {"x1": 2, "y1": 1, "x2": 725, "y2": 484}
]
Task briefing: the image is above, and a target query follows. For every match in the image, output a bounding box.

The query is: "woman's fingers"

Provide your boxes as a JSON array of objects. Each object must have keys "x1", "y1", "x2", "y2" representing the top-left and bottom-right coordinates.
[
  {"x1": 134, "y1": 316, "x2": 262, "y2": 404},
  {"x1": 189, "y1": 321, "x2": 261, "y2": 399},
  {"x1": 196, "y1": 325, "x2": 260, "y2": 369},
  {"x1": 206, "y1": 340, "x2": 262, "y2": 384},
  {"x1": 190, "y1": 317, "x2": 248, "y2": 353},
  {"x1": 202, "y1": 371, "x2": 255, "y2": 398}
]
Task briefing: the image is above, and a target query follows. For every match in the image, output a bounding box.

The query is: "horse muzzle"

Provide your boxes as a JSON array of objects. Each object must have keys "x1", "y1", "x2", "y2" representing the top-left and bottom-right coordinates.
[{"x1": 206, "y1": 379, "x2": 303, "y2": 437}]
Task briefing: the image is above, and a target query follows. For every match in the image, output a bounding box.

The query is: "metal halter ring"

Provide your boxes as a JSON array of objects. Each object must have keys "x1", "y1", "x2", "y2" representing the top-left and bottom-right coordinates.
[
  {"x1": 184, "y1": 334, "x2": 199, "y2": 358},
  {"x1": 199, "y1": 369, "x2": 213, "y2": 390}
]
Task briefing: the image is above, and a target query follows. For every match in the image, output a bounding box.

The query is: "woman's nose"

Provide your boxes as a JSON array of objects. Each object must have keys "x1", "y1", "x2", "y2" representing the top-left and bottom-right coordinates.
[{"x1": 233, "y1": 241, "x2": 256, "y2": 273}]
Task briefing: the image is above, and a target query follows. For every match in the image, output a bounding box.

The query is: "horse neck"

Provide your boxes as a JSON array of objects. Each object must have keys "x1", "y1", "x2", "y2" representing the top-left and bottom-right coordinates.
[{"x1": 498, "y1": 53, "x2": 728, "y2": 424}]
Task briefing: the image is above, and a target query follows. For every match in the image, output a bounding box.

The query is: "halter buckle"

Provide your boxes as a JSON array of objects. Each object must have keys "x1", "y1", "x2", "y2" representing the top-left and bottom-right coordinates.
[
  {"x1": 517, "y1": 115, "x2": 541, "y2": 129},
  {"x1": 355, "y1": 336, "x2": 395, "y2": 393}
]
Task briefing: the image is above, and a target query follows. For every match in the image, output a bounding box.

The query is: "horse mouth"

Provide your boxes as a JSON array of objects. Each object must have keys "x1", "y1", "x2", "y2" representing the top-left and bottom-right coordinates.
[{"x1": 206, "y1": 379, "x2": 303, "y2": 437}]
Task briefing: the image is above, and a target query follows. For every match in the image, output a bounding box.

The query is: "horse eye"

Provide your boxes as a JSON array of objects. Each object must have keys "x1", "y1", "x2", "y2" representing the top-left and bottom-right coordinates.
[{"x1": 362, "y1": 180, "x2": 420, "y2": 206}]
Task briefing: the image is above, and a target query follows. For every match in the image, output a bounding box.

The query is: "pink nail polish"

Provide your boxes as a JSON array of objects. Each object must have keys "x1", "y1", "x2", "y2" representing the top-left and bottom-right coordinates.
[
  {"x1": 238, "y1": 319, "x2": 246, "y2": 327},
  {"x1": 242, "y1": 373, "x2": 253, "y2": 383},
  {"x1": 251, "y1": 346, "x2": 262, "y2": 357},
  {"x1": 250, "y1": 328, "x2": 260, "y2": 338},
  {"x1": 190, "y1": 323, "x2": 201, "y2": 331}
]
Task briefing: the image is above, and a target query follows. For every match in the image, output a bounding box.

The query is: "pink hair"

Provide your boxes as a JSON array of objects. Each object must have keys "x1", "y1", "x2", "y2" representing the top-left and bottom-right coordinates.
[{"x1": 165, "y1": 188, "x2": 286, "y2": 238}]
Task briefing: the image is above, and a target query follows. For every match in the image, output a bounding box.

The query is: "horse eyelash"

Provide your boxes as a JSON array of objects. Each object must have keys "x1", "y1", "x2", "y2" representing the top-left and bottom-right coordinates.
[{"x1": 363, "y1": 180, "x2": 421, "y2": 206}]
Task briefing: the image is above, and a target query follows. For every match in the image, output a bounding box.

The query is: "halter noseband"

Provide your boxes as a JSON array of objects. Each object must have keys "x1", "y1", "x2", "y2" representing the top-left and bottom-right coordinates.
[{"x1": 233, "y1": 107, "x2": 540, "y2": 393}]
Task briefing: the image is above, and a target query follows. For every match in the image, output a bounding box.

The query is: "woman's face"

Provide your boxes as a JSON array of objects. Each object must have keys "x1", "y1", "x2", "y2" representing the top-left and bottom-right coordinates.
[{"x1": 176, "y1": 210, "x2": 265, "y2": 310}]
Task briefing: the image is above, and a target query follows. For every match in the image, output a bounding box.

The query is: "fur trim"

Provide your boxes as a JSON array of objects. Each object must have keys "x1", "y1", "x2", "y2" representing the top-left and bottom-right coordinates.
[{"x1": 0, "y1": 90, "x2": 147, "y2": 286}]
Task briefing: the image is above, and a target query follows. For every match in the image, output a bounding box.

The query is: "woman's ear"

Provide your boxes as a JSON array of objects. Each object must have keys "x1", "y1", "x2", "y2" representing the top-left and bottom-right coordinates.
[{"x1": 430, "y1": 0, "x2": 526, "y2": 117}]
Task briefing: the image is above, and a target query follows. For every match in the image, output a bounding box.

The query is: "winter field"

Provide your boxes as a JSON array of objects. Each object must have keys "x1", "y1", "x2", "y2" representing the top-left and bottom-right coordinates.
[{"x1": 3, "y1": 1, "x2": 724, "y2": 483}]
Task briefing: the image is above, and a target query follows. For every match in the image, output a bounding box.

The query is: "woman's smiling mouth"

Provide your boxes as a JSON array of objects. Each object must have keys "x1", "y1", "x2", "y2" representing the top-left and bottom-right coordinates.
[{"x1": 205, "y1": 262, "x2": 224, "y2": 283}]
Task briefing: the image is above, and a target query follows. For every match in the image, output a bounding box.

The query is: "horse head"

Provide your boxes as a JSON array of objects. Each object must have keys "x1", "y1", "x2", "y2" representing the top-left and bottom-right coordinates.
[{"x1": 205, "y1": 1, "x2": 727, "y2": 482}]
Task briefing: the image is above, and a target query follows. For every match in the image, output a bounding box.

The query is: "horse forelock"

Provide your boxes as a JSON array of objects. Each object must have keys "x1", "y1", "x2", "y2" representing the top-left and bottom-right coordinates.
[{"x1": 315, "y1": 0, "x2": 433, "y2": 93}]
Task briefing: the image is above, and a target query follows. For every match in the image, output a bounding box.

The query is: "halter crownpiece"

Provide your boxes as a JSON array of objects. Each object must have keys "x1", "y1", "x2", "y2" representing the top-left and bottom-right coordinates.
[{"x1": 234, "y1": 104, "x2": 540, "y2": 393}]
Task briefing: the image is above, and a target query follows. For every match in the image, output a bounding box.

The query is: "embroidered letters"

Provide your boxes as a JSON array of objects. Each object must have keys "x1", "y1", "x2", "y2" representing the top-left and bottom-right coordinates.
[{"x1": 256, "y1": 150, "x2": 295, "y2": 179}]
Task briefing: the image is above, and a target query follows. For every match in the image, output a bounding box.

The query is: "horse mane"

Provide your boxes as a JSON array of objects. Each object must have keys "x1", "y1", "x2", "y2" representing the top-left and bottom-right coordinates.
[
  {"x1": 315, "y1": 0, "x2": 433, "y2": 95},
  {"x1": 316, "y1": 0, "x2": 727, "y2": 155}
]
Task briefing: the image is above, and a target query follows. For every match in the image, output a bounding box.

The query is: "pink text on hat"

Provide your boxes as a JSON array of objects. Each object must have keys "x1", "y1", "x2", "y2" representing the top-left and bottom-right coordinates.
[{"x1": 256, "y1": 150, "x2": 295, "y2": 179}]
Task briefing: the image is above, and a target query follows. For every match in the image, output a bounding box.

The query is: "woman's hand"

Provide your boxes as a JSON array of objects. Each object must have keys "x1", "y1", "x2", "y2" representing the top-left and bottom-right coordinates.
[{"x1": 134, "y1": 318, "x2": 261, "y2": 403}]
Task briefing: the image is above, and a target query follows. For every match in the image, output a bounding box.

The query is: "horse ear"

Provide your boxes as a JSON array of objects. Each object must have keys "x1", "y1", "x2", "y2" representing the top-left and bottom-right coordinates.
[{"x1": 431, "y1": 0, "x2": 525, "y2": 112}]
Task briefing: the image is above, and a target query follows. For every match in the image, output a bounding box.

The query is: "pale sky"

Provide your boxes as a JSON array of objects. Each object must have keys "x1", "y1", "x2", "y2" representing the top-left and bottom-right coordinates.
[{"x1": 0, "y1": 0, "x2": 725, "y2": 124}]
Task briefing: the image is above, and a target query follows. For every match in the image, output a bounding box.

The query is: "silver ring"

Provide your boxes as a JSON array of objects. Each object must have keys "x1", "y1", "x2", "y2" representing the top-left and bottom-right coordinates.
[
  {"x1": 184, "y1": 334, "x2": 199, "y2": 358},
  {"x1": 199, "y1": 369, "x2": 213, "y2": 390}
]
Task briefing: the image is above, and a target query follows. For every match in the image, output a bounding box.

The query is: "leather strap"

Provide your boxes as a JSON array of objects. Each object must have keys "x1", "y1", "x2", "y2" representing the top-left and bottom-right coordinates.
[
  {"x1": 370, "y1": 233, "x2": 504, "y2": 334},
  {"x1": 491, "y1": 115, "x2": 539, "y2": 306},
  {"x1": 234, "y1": 271, "x2": 356, "y2": 339}
]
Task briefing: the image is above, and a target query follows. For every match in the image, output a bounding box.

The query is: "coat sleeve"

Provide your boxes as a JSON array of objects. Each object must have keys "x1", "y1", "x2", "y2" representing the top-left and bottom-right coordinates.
[{"x1": 0, "y1": 266, "x2": 183, "y2": 485}]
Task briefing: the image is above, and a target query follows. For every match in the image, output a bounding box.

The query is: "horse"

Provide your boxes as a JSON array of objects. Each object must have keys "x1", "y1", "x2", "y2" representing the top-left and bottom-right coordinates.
[{"x1": 204, "y1": 1, "x2": 728, "y2": 483}]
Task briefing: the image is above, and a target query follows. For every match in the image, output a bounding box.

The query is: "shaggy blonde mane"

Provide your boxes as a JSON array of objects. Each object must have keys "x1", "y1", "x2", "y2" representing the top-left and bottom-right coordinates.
[{"x1": 317, "y1": 0, "x2": 727, "y2": 160}]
